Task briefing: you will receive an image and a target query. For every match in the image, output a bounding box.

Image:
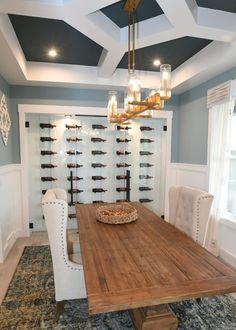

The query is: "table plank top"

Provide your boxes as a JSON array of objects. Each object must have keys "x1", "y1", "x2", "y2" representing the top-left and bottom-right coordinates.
[{"x1": 75, "y1": 202, "x2": 236, "y2": 314}]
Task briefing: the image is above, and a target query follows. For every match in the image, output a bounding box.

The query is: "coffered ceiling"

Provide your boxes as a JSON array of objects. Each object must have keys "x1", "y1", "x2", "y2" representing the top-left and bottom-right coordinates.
[{"x1": 0, "y1": 0, "x2": 235, "y2": 94}]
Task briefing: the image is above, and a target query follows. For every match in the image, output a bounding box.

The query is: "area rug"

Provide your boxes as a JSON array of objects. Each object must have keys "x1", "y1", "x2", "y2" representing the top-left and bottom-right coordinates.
[{"x1": 0, "y1": 246, "x2": 236, "y2": 329}]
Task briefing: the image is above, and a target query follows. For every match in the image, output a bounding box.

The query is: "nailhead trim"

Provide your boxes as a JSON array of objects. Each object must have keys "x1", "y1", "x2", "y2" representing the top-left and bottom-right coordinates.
[
  {"x1": 43, "y1": 201, "x2": 82, "y2": 272},
  {"x1": 194, "y1": 195, "x2": 213, "y2": 243}
]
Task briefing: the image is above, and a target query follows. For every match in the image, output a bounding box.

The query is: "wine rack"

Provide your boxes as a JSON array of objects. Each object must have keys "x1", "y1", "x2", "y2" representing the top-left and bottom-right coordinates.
[{"x1": 28, "y1": 114, "x2": 167, "y2": 231}]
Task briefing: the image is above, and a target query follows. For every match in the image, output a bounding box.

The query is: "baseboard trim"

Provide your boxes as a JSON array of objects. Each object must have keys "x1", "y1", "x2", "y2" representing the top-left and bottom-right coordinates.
[
  {"x1": 1, "y1": 231, "x2": 16, "y2": 263},
  {"x1": 220, "y1": 248, "x2": 236, "y2": 268}
]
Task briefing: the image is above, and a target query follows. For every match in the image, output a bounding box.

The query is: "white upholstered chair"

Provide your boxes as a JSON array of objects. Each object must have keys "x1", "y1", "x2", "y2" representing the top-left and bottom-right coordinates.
[
  {"x1": 42, "y1": 188, "x2": 86, "y2": 318},
  {"x1": 169, "y1": 186, "x2": 213, "y2": 247}
]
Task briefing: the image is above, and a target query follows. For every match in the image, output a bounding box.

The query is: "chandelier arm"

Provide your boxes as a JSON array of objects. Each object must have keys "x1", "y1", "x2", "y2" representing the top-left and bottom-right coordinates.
[
  {"x1": 132, "y1": 12, "x2": 135, "y2": 73},
  {"x1": 128, "y1": 12, "x2": 131, "y2": 73}
]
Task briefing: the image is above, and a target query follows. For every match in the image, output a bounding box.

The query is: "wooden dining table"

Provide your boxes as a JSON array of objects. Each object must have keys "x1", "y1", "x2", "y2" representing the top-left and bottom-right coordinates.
[{"x1": 75, "y1": 202, "x2": 236, "y2": 330}]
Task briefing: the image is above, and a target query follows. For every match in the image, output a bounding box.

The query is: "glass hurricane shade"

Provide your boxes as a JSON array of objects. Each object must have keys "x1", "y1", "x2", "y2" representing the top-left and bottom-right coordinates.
[
  {"x1": 107, "y1": 91, "x2": 118, "y2": 123},
  {"x1": 160, "y1": 64, "x2": 171, "y2": 100}
]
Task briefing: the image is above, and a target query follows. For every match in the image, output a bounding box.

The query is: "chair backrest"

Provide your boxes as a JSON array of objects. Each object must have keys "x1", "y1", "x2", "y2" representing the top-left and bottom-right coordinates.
[
  {"x1": 169, "y1": 186, "x2": 213, "y2": 246},
  {"x1": 42, "y1": 188, "x2": 86, "y2": 301}
]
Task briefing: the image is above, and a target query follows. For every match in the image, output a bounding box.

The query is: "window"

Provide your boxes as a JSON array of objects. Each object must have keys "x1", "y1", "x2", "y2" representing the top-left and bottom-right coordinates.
[{"x1": 227, "y1": 113, "x2": 236, "y2": 215}]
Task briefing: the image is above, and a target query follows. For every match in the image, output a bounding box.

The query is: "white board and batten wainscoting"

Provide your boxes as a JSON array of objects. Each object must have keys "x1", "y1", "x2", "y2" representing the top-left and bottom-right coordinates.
[{"x1": 0, "y1": 164, "x2": 26, "y2": 262}]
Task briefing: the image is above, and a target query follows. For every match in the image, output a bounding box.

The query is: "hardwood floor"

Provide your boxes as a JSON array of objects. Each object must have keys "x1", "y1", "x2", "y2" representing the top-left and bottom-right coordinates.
[{"x1": 0, "y1": 230, "x2": 78, "y2": 305}]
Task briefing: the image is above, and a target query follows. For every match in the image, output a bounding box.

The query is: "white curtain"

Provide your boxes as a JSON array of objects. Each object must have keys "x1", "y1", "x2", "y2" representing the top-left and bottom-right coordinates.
[{"x1": 206, "y1": 101, "x2": 234, "y2": 255}]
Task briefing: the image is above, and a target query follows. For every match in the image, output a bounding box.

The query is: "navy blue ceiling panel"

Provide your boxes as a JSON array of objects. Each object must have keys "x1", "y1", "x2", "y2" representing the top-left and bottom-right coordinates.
[
  {"x1": 196, "y1": 0, "x2": 236, "y2": 13},
  {"x1": 100, "y1": 0, "x2": 163, "y2": 28},
  {"x1": 118, "y1": 37, "x2": 212, "y2": 71},
  {"x1": 9, "y1": 15, "x2": 103, "y2": 66}
]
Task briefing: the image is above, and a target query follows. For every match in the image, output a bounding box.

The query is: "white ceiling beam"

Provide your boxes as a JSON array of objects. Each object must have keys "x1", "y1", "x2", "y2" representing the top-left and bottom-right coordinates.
[
  {"x1": 172, "y1": 40, "x2": 236, "y2": 94},
  {"x1": 0, "y1": 14, "x2": 27, "y2": 83},
  {"x1": 0, "y1": 0, "x2": 64, "y2": 19},
  {"x1": 196, "y1": 8, "x2": 236, "y2": 42},
  {"x1": 157, "y1": 0, "x2": 198, "y2": 30},
  {"x1": 26, "y1": 62, "x2": 161, "y2": 90}
]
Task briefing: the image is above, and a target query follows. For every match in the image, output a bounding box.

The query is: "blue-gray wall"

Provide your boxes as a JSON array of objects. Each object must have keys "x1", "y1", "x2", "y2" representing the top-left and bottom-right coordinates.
[
  {"x1": 0, "y1": 75, "x2": 16, "y2": 166},
  {"x1": 9, "y1": 86, "x2": 179, "y2": 164},
  {"x1": 177, "y1": 66, "x2": 236, "y2": 164}
]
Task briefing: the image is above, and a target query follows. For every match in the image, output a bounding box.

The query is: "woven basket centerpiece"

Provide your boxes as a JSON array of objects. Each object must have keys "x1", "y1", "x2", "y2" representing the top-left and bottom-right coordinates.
[{"x1": 96, "y1": 203, "x2": 138, "y2": 224}]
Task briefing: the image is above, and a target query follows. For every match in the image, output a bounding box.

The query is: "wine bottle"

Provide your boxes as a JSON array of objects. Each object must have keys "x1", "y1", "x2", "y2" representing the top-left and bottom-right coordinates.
[
  {"x1": 92, "y1": 188, "x2": 107, "y2": 193},
  {"x1": 92, "y1": 124, "x2": 107, "y2": 129},
  {"x1": 92, "y1": 176, "x2": 107, "y2": 180},
  {"x1": 116, "y1": 187, "x2": 130, "y2": 192},
  {"x1": 68, "y1": 189, "x2": 83, "y2": 193},
  {"x1": 139, "y1": 187, "x2": 152, "y2": 191},
  {"x1": 139, "y1": 163, "x2": 154, "y2": 167},
  {"x1": 140, "y1": 138, "x2": 154, "y2": 143},
  {"x1": 116, "y1": 199, "x2": 127, "y2": 202},
  {"x1": 117, "y1": 125, "x2": 131, "y2": 130},
  {"x1": 116, "y1": 175, "x2": 128, "y2": 180},
  {"x1": 67, "y1": 163, "x2": 83, "y2": 168},
  {"x1": 139, "y1": 151, "x2": 154, "y2": 156},
  {"x1": 93, "y1": 200, "x2": 104, "y2": 203},
  {"x1": 41, "y1": 150, "x2": 57, "y2": 155},
  {"x1": 66, "y1": 137, "x2": 83, "y2": 142},
  {"x1": 91, "y1": 163, "x2": 107, "y2": 168},
  {"x1": 41, "y1": 177, "x2": 57, "y2": 182},
  {"x1": 41, "y1": 164, "x2": 57, "y2": 169},
  {"x1": 67, "y1": 176, "x2": 83, "y2": 181},
  {"x1": 116, "y1": 138, "x2": 131, "y2": 143},
  {"x1": 116, "y1": 163, "x2": 131, "y2": 168},
  {"x1": 91, "y1": 150, "x2": 107, "y2": 155},
  {"x1": 40, "y1": 123, "x2": 56, "y2": 129},
  {"x1": 65, "y1": 124, "x2": 81, "y2": 129},
  {"x1": 91, "y1": 137, "x2": 106, "y2": 142},
  {"x1": 40, "y1": 137, "x2": 56, "y2": 142},
  {"x1": 139, "y1": 175, "x2": 153, "y2": 179},
  {"x1": 139, "y1": 198, "x2": 153, "y2": 203},
  {"x1": 116, "y1": 151, "x2": 131, "y2": 155},
  {"x1": 66, "y1": 150, "x2": 82, "y2": 155},
  {"x1": 140, "y1": 126, "x2": 154, "y2": 131},
  {"x1": 68, "y1": 213, "x2": 77, "y2": 219}
]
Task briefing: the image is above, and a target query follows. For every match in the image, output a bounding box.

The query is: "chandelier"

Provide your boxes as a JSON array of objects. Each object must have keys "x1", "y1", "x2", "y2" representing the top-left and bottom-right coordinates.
[{"x1": 108, "y1": 0, "x2": 171, "y2": 124}]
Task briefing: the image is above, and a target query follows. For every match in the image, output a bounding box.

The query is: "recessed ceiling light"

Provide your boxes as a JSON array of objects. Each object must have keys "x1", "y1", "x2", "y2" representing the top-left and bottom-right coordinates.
[
  {"x1": 153, "y1": 59, "x2": 161, "y2": 66},
  {"x1": 48, "y1": 49, "x2": 57, "y2": 58}
]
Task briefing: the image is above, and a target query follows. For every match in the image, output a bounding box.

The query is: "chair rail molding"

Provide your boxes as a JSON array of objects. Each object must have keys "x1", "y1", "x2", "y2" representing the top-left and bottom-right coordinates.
[
  {"x1": 0, "y1": 164, "x2": 25, "y2": 262},
  {"x1": 165, "y1": 163, "x2": 209, "y2": 220}
]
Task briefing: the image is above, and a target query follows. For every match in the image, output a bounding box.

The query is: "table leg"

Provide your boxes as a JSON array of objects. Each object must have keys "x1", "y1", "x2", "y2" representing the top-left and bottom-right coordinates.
[{"x1": 129, "y1": 304, "x2": 178, "y2": 330}]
